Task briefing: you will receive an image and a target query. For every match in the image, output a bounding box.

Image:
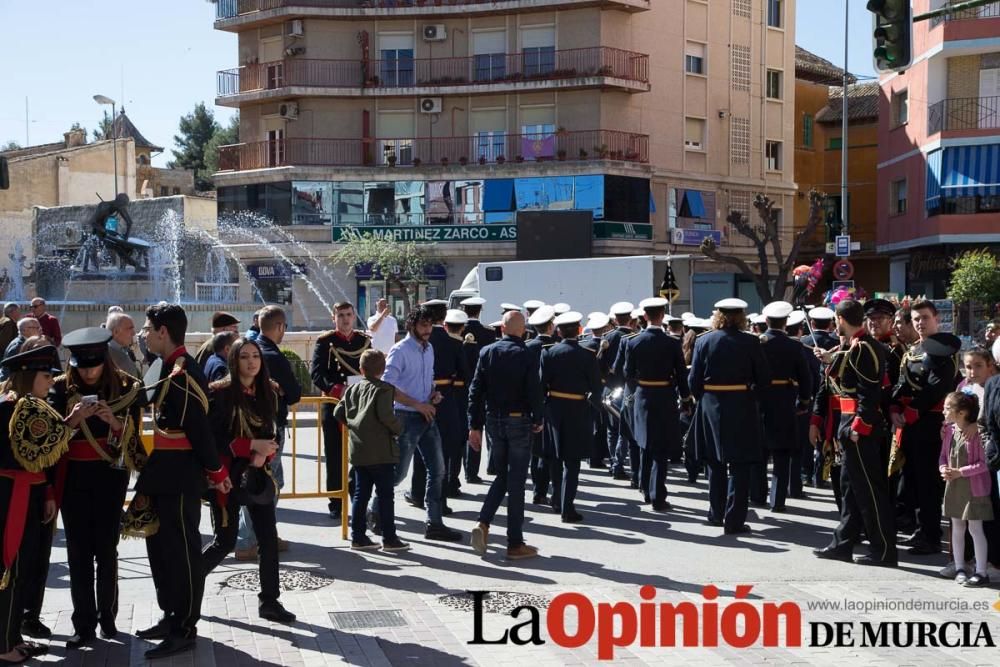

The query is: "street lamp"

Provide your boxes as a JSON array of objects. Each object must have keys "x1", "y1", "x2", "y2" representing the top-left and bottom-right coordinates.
[{"x1": 93, "y1": 94, "x2": 118, "y2": 196}]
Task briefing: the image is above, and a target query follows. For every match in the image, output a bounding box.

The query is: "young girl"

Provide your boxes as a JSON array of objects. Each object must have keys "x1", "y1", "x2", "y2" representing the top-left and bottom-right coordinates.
[
  {"x1": 958, "y1": 347, "x2": 997, "y2": 403},
  {"x1": 940, "y1": 391, "x2": 994, "y2": 587}
]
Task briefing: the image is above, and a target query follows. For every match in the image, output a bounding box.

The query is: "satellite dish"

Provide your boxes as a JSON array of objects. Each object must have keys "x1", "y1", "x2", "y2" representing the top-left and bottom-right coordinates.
[{"x1": 144, "y1": 358, "x2": 162, "y2": 403}]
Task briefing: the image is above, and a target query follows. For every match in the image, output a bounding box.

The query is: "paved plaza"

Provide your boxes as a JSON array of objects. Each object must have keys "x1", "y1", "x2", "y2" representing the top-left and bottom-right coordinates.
[{"x1": 28, "y1": 426, "x2": 1000, "y2": 666}]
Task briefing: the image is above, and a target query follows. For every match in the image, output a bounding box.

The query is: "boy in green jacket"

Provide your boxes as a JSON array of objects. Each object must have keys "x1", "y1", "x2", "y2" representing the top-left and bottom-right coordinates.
[{"x1": 333, "y1": 349, "x2": 409, "y2": 551}]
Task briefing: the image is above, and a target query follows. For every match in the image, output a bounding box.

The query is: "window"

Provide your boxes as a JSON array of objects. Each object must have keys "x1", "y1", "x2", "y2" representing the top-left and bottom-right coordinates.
[
  {"x1": 891, "y1": 89, "x2": 908, "y2": 127},
  {"x1": 473, "y1": 30, "x2": 506, "y2": 82},
  {"x1": 765, "y1": 140, "x2": 782, "y2": 171},
  {"x1": 520, "y1": 123, "x2": 556, "y2": 160},
  {"x1": 802, "y1": 114, "x2": 814, "y2": 147},
  {"x1": 476, "y1": 131, "x2": 507, "y2": 161},
  {"x1": 766, "y1": 69, "x2": 782, "y2": 100},
  {"x1": 521, "y1": 26, "x2": 555, "y2": 77},
  {"x1": 891, "y1": 179, "x2": 908, "y2": 215},
  {"x1": 159, "y1": 186, "x2": 169, "y2": 197},
  {"x1": 767, "y1": 0, "x2": 783, "y2": 28},
  {"x1": 685, "y1": 43, "x2": 706, "y2": 75},
  {"x1": 266, "y1": 128, "x2": 284, "y2": 167},
  {"x1": 685, "y1": 118, "x2": 705, "y2": 150},
  {"x1": 731, "y1": 45, "x2": 751, "y2": 91},
  {"x1": 379, "y1": 34, "x2": 415, "y2": 87},
  {"x1": 828, "y1": 136, "x2": 842, "y2": 150}
]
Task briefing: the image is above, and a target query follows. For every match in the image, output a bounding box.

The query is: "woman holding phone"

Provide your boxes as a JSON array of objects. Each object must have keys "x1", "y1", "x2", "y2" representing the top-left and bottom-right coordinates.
[
  {"x1": 0, "y1": 345, "x2": 72, "y2": 664},
  {"x1": 49, "y1": 327, "x2": 145, "y2": 649},
  {"x1": 202, "y1": 337, "x2": 295, "y2": 624}
]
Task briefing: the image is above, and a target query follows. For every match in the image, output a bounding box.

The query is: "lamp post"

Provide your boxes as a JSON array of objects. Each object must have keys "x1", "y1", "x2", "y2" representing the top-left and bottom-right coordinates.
[{"x1": 93, "y1": 94, "x2": 118, "y2": 197}]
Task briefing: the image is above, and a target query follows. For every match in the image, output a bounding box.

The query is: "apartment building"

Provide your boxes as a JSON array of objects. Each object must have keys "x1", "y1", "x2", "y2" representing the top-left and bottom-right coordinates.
[
  {"x1": 212, "y1": 0, "x2": 796, "y2": 319},
  {"x1": 877, "y1": 0, "x2": 1000, "y2": 297}
]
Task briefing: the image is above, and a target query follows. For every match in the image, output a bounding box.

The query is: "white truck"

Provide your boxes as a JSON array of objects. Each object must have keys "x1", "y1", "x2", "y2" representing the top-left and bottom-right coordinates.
[{"x1": 448, "y1": 255, "x2": 696, "y2": 318}]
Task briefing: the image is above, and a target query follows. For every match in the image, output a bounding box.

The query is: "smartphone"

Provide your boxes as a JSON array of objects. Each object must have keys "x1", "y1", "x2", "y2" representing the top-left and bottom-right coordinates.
[{"x1": 81, "y1": 395, "x2": 99, "y2": 405}]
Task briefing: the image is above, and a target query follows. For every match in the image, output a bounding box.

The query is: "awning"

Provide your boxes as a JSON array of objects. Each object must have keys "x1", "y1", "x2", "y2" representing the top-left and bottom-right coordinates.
[
  {"x1": 939, "y1": 143, "x2": 1000, "y2": 198},
  {"x1": 483, "y1": 179, "x2": 515, "y2": 212},
  {"x1": 925, "y1": 148, "x2": 942, "y2": 208},
  {"x1": 680, "y1": 190, "x2": 706, "y2": 218}
]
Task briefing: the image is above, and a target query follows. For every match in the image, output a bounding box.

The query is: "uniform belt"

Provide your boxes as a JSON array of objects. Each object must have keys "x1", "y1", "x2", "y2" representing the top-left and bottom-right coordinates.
[
  {"x1": 771, "y1": 379, "x2": 796, "y2": 386},
  {"x1": 837, "y1": 397, "x2": 858, "y2": 415},
  {"x1": 704, "y1": 384, "x2": 749, "y2": 392},
  {"x1": 897, "y1": 396, "x2": 944, "y2": 413},
  {"x1": 153, "y1": 431, "x2": 193, "y2": 451},
  {"x1": 508, "y1": 412, "x2": 524, "y2": 417},
  {"x1": 434, "y1": 379, "x2": 453, "y2": 387},
  {"x1": 637, "y1": 380, "x2": 671, "y2": 388},
  {"x1": 453, "y1": 380, "x2": 465, "y2": 387},
  {"x1": 68, "y1": 438, "x2": 111, "y2": 461},
  {"x1": 548, "y1": 391, "x2": 586, "y2": 401}
]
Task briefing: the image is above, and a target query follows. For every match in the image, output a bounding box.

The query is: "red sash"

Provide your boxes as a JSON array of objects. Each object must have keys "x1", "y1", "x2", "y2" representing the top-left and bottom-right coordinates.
[{"x1": 0, "y1": 469, "x2": 47, "y2": 589}]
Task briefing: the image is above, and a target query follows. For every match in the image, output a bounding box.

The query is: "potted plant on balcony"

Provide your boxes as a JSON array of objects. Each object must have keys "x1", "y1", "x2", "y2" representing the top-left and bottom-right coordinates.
[
  {"x1": 595, "y1": 144, "x2": 609, "y2": 159},
  {"x1": 514, "y1": 155, "x2": 524, "y2": 163},
  {"x1": 557, "y1": 149, "x2": 567, "y2": 161},
  {"x1": 387, "y1": 154, "x2": 397, "y2": 167},
  {"x1": 478, "y1": 156, "x2": 487, "y2": 165},
  {"x1": 440, "y1": 157, "x2": 450, "y2": 167},
  {"x1": 579, "y1": 148, "x2": 589, "y2": 160},
  {"x1": 556, "y1": 126, "x2": 568, "y2": 137},
  {"x1": 496, "y1": 155, "x2": 506, "y2": 164},
  {"x1": 412, "y1": 157, "x2": 423, "y2": 167},
  {"x1": 624, "y1": 149, "x2": 639, "y2": 161},
  {"x1": 459, "y1": 156, "x2": 468, "y2": 166}
]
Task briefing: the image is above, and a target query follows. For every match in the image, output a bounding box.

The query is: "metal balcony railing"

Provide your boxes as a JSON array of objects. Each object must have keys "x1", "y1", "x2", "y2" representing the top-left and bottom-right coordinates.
[
  {"x1": 215, "y1": 0, "x2": 649, "y2": 20},
  {"x1": 217, "y1": 47, "x2": 649, "y2": 96},
  {"x1": 217, "y1": 130, "x2": 649, "y2": 171},
  {"x1": 930, "y1": 1, "x2": 1000, "y2": 25},
  {"x1": 928, "y1": 95, "x2": 1000, "y2": 134}
]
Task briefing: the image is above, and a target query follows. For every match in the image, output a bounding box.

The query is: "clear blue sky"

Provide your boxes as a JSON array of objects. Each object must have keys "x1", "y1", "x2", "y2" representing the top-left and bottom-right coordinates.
[{"x1": 0, "y1": 1, "x2": 875, "y2": 168}]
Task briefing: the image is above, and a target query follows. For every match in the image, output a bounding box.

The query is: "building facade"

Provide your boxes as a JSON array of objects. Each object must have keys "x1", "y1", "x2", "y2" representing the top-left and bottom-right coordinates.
[
  {"x1": 877, "y1": 0, "x2": 1000, "y2": 297},
  {"x1": 213, "y1": 0, "x2": 797, "y2": 321},
  {"x1": 795, "y1": 47, "x2": 887, "y2": 296}
]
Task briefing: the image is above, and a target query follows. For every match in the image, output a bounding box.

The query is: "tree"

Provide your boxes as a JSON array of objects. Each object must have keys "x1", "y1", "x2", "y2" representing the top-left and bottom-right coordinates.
[
  {"x1": 203, "y1": 113, "x2": 239, "y2": 178},
  {"x1": 700, "y1": 190, "x2": 827, "y2": 304},
  {"x1": 948, "y1": 250, "x2": 1000, "y2": 311},
  {"x1": 92, "y1": 110, "x2": 113, "y2": 142},
  {"x1": 168, "y1": 102, "x2": 220, "y2": 190},
  {"x1": 332, "y1": 229, "x2": 431, "y2": 312},
  {"x1": 1, "y1": 140, "x2": 20, "y2": 152}
]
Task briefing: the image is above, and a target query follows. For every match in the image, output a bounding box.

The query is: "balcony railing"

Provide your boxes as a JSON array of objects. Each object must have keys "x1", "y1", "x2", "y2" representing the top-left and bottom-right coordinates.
[
  {"x1": 217, "y1": 130, "x2": 649, "y2": 171},
  {"x1": 931, "y1": 1, "x2": 1000, "y2": 25},
  {"x1": 217, "y1": 48, "x2": 649, "y2": 97},
  {"x1": 928, "y1": 95, "x2": 1000, "y2": 134},
  {"x1": 215, "y1": 0, "x2": 649, "y2": 20}
]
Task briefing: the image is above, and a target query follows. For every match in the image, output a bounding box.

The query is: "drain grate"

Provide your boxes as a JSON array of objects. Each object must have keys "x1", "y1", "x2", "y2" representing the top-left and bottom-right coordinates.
[
  {"x1": 329, "y1": 609, "x2": 408, "y2": 630},
  {"x1": 437, "y1": 591, "x2": 550, "y2": 615},
  {"x1": 224, "y1": 568, "x2": 334, "y2": 592}
]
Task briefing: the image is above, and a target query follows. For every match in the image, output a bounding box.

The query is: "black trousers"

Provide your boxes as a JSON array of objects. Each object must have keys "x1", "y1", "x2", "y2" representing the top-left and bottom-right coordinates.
[
  {"x1": 828, "y1": 436, "x2": 897, "y2": 561},
  {"x1": 146, "y1": 492, "x2": 204, "y2": 639},
  {"x1": 628, "y1": 442, "x2": 641, "y2": 484},
  {"x1": 61, "y1": 470, "x2": 129, "y2": 635},
  {"x1": 0, "y1": 482, "x2": 43, "y2": 653},
  {"x1": 765, "y1": 451, "x2": 792, "y2": 510},
  {"x1": 590, "y1": 413, "x2": 608, "y2": 466},
  {"x1": 321, "y1": 405, "x2": 345, "y2": 512},
  {"x1": 21, "y1": 517, "x2": 54, "y2": 625},
  {"x1": 750, "y1": 454, "x2": 769, "y2": 505},
  {"x1": 706, "y1": 461, "x2": 750, "y2": 530},
  {"x1": 606, "y1": 411, "x2": 624, "y2": 472},
  {"x1": 530, "y1": 454, "x2": 550, "y2": 498},
  {"x1": 640, "y1": 447, "x2": 668, "y2": 504},
  {"x1": 464, "y1": 442, "x2": 482, "y2": 481},
  {"x1": 902, "y1": 433, "x2": 944, "y2": 546},
  {"x1": 548, "y1": 458, "x2": 581, "y2": 516},
  {"x1": 202, "y1": 493, "x2": 280, "y2": 604}
]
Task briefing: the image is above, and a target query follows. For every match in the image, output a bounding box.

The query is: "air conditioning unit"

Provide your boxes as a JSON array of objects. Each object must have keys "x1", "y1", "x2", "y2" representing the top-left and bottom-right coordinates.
[
  {"x1": 279, "y1": 102, "x2": 299, "y2": 120},
  {"x1": 419, "y1": 97, "x2": 442, "y2": 114},
  {"x1": 422, "y1": 24, "x2": 447, "y2": 42},
  {"x1": 287, "y1": 19, "x2": 304, "y2": 37}
]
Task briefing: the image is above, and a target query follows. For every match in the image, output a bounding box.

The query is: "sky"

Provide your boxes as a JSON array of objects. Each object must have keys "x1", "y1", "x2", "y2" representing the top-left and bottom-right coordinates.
[{"x1": 0, "y1": 1, "x2": 876, "y2": 168}]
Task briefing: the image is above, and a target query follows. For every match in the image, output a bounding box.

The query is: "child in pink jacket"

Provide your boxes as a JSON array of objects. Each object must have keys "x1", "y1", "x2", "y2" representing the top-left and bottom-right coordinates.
[{"x1": 940, "y1": 391, "x2": 994, "y2": 587}]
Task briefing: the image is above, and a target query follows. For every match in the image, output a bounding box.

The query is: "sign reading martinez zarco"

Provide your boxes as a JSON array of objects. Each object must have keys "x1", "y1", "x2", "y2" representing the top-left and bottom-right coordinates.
[{"x1": 332, "y1": 225, "x2": 517, "y2": 243}]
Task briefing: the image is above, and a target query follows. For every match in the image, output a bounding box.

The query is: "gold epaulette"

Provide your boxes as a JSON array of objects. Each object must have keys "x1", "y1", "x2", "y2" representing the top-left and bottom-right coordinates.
[
  {"x1": 316, "y1": 329, "x2": 336, "y2": 341},
  {"x1": 464, "y1": 334, "x2": 476, "y2": 344}
]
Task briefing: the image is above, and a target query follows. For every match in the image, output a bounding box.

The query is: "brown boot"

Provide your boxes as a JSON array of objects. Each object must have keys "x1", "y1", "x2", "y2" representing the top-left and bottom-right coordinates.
[
  {"x1": 235, "y1": 545, "x2": 259, "y2": 561},
  {"x1": 506, "y1": 544, "x2": 539, "y2": 560},
  {"x1": 471, "y1": 523, "x2": 489, "y2": 555}
]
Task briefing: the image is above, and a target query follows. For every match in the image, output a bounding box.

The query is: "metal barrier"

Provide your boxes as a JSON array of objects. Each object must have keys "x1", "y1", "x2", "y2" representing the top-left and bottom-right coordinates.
[{"x1": 139, "y1": 395, "x2": 350, "y2": 540}]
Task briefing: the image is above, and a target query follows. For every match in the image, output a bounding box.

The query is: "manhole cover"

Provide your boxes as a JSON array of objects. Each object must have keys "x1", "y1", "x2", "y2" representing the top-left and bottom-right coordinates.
[
  {"x1": 224, "y1": 568, "x2": 334, "y2": 592},
  {"x1": 437, "y1": 591, "x2": 550, "y2": 614},
  {"x1": 329, "y1": 609, "x2": 407, "y2": 630}
]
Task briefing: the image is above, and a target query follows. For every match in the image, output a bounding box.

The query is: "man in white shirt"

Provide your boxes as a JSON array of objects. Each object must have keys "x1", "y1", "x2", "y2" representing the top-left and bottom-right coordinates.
[{"x1": 366, "y1": 298, "x2": 398, "y2": 354}]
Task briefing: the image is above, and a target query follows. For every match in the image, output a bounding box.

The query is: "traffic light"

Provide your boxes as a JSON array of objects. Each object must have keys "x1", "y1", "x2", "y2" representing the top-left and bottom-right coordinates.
[{"x1": 869, "y1": 0, "x2": 913, "y2": 73}]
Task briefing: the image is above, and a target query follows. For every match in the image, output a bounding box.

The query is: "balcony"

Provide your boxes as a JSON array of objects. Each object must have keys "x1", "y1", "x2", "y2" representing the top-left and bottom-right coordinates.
[
  {"x1": 217, "y1": 48, "x2": 649, "y2": 104},
  {"x1": 217, "y1": 130, "x2": 649, "y2": 171},
  {"x1": 215, "y1": 0, "x2": 650, "y2": 28},
  {"x1": 928, "y1": 95, "x2": 1000, "y2": 135},
  {"x1": 932, "y1": 1, "x2": 1000, "y2": 24}
]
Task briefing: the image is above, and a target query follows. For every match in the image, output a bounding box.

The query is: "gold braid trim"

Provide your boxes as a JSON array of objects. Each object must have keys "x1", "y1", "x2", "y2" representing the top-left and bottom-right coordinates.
[
  {"x1": 10, "y1": 396, "x2": 72, "y2": 472},
  {"x1": 121, "y1": 492, "x2": 159, "y2": 539},
  {"x1": 69, "y1": 380, "x2": 143, "y2": 465},
  {"x1": 329, "y1": 337, "x2": 370, "y2": 377}
]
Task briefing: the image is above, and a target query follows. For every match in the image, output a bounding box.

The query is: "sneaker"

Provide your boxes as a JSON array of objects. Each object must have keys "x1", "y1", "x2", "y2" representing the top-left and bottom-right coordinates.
[
  {"x1": 471, "y1": 523, "x2": 489, "y2": 555},
  {"x1": 964, "y1": 572, "x2": 990, "y2": 588},
  {"x1": 235, "y1": 545, "x2": 259, "y2": 561},
  {"x1": 382, "y1": 537, "x2": 411, "y2": 552},
  {"x1": 424, "y1": 523, "x2": 462, "y2": 542},
  {"x1": 506, "y1": 544, "x2": 539, "y2": 560},
  {"x1": 955, "y1": 569, "x2": 969, "y2": 585},
  {"x1": 351, "y1": 536, "x2": 380, "y2": 551},
  {"x1": 939, "y1": 562, "x2": 958, "y2": 578}
]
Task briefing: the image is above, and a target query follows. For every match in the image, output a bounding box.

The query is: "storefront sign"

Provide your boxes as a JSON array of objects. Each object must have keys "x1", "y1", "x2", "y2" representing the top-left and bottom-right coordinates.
[
  {"x1": 332, "y1": 225, "x2": 517, "y2": 243},
  {"x1": 594, "y1": 222, "x2": 653, "y2": 241},
  {"x1": 246, "y1": 262, "x2": 306, "y2": 281},
  {"x1": 354, "y1": 262, "x2": 447, "y2": 281},
  {"x1": 671, "y1": 228, "x2": 721, "y2": 246}
]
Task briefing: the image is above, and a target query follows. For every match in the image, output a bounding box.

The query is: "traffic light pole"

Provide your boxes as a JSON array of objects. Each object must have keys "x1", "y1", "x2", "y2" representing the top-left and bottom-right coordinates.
[{"x1": 913, "y1": 0, "x2": 997, "y2": 22}]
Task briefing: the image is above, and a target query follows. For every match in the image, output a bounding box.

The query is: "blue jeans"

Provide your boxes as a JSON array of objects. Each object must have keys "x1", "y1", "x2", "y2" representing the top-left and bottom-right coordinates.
[
  {"x1": 237, "y1": 427, "x2": 285, "y2": 549},
  {"x1": 478, "y1": 416, "x2": 532, "y2": 547},
  {"x1": 353, "y1": 465, "x2": 397, "y2": 542},
  {"x1": 372, "y1": 410, "x2": 446, "y2": 525}
]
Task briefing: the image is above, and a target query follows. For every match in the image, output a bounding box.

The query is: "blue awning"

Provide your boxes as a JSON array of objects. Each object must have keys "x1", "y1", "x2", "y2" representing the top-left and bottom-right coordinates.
[
  {"x1": 682, "y1": 190, "x2": 706, "y2": 218},
  {"x1": 925, "y1": 149, "x2": 942, "y2": 208},
  {"x1": 483, "y1": 179, "x2": 515, "y2": 212},
  {"x1": 939, "y1": 143, "x2": 1000, "y2": 197},
  {"x1": 649, "y1": 192, "x2": 656, "y2": 213}
]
